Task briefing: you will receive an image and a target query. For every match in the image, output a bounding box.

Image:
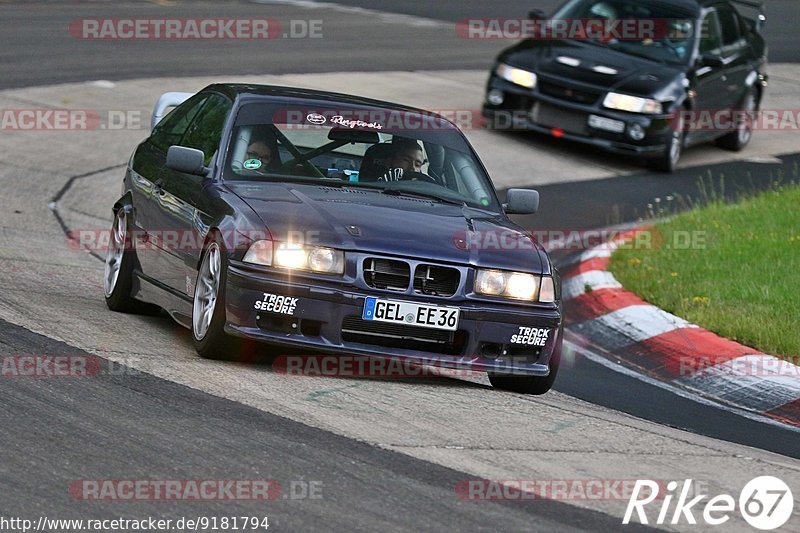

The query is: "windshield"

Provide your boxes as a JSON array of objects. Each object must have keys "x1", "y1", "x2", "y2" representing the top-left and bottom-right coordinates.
[
  {"x1": 552, "y1": 0, "x2": 697, "y2": 64},
  {"x1": 223, "y1": 103, "x2": 502, "y2": 212}
]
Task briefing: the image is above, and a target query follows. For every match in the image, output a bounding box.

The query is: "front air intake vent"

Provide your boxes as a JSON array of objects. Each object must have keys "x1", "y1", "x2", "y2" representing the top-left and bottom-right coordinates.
[
  {"x1": 363, "y1": 258, "x2": 410, "y2": 292},
  {"x1": 413, "y1": 264, "x2": 460, "y2": 297}
]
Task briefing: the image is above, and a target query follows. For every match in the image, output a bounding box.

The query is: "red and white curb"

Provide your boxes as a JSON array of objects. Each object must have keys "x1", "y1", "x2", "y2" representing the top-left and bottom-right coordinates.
[{"x1": 559, "y1": 228, "x2": 800, "y2": 429}]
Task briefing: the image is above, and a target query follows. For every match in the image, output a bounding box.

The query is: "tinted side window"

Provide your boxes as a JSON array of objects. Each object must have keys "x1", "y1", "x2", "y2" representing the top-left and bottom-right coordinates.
[
  {"x1": 149, "y1": 94, "x2": 208, "y2": 152},
  {"x1": 716, "y1": 7, "x2": 741, "y2": 46},
  {"x1": 181, "y1": 94, "x2": 232, "y2": 165},
  {"x1": 699, "y1": 12, "x2": 723, "y2": 54}
]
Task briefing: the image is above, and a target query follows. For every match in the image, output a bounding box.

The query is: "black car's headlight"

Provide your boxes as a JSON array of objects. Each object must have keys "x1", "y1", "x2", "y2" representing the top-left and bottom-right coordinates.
[
  {"x1": 603, "y1": 92, "x2": 662, "y2": 114},
  {"x1": 496, "y1": 63, "x2": 537, "y2": 89},
  {"x1": 474, "y1": 269, "x2": 556, "y2": 302},
  {"x1": 243, "y1": 240, "x2": 344, "y2": 275}
]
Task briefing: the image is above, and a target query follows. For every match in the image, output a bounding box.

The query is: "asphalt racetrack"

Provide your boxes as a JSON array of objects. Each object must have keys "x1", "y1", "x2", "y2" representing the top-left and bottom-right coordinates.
[{"x1": 1, "y1": 1, "x2": 799, "y2": 531}]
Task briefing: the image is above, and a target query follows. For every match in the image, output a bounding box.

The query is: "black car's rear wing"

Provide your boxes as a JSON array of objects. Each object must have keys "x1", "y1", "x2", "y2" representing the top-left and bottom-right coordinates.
[{"x1": 729, "y1": 0, "x2": 766, "y2": 33}]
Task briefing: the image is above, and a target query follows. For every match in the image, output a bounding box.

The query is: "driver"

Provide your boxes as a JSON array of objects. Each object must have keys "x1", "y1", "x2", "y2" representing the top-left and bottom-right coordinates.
[{"x1": 377, "y1": 139, "x2": 426, "y2": 181}]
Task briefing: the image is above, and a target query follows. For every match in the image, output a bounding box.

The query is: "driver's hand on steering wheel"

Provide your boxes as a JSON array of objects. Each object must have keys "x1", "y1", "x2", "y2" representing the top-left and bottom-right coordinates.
[{"x1": 401, "y1": 170, "x2": 438, "y2": 184}]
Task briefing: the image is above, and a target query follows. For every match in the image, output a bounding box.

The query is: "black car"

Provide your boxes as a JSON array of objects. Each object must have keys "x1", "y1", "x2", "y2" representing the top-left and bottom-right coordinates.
[
  {"x1": 482, "y1": 0, "x2": 767, "y2": 172},
  {"x1": 103, "y1": 84, "x2": 564, "y2": 394}
]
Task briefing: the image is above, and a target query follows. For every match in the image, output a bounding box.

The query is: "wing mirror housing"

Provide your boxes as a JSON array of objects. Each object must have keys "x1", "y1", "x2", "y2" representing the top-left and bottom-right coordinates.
[
  {"x1": 503, "y1": 188, "x2": 540, "y2": 215},
  {"x1": 166, "y1": 145, "x2": 209, "y2": 176}
]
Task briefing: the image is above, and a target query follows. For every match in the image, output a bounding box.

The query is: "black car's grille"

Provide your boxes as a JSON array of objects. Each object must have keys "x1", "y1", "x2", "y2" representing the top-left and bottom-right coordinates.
[
  {"x1": 413, "y1": 264, "x2": 460, "y2": 297},
  {"x1": 341, "y1": 316, "x2": 466, "y2": 355},
  {"x1": 531, "y1": 103, "x2": 589, "y2": 136},
  {"x1": 363, "y1": 258, "x2": 410, "y2": 291},
  {"x1": 539, "y1": 80, "x2": 601, "y2": 105}
]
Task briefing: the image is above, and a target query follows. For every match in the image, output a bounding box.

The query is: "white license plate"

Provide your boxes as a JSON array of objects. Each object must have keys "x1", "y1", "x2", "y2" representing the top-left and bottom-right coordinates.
[
  {"x1": 362, "y1": 297, "x2": 459, "y2": 331},
  {"x1": 588, "y1": 114, "x2": 625, "y2": 133}
]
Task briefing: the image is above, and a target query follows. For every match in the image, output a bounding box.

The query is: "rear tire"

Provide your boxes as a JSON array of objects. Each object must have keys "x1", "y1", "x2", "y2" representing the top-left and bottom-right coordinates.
[
  {"x1": 192, "y1": 235, "x2": 240, "y2": 360},
  {"x1": 103, "y1": 209, "x2": 158, "y2": 314},
  {"x1": 716, "y1": 88, "x2": 756, "y2": 151},
  {"x1": 488, "y1": 337, "x2": 562, "y2": 395}
]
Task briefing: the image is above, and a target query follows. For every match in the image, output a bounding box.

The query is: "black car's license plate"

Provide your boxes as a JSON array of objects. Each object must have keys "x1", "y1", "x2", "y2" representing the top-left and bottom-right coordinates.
[
  {"x1": 362, "y1": 297, "x2": 459, "y2": 331},
  {"x1": 531, "y1": 102, "x2": 589, "y2": 135}
]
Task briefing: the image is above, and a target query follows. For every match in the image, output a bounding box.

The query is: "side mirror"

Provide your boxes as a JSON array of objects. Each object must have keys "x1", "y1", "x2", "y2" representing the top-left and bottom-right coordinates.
[
  {"x1": 166, "y1": 145, "x2": 209, "y2": 176},
  {"x1": 528, "y1": 9, "x2": 546, "y2": 19},
  {"x1": 504, "y1": 188, "x2": 540, "y2": 215},
  {"x1": 699, "y1": 53, "x2": 725, "y2": 68}
]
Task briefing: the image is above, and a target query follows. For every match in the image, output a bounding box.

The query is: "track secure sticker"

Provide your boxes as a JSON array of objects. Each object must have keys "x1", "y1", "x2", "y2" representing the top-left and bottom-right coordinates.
[
  {"x1": 243, "y1": 158, "x2": 262, "y2": 170},
  {"x1": 510, "y1": 327, "x2": 550, "y2": 347},
  {"x1": 255, "y1": 293, "x2": 298, "y2": 315}
]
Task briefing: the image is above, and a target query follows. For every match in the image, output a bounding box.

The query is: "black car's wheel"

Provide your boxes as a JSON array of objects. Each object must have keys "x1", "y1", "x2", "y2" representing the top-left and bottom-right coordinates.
[
  {"x1": 488, "y1": 339, "x2": 562, "y2": 395},
  {"x1": 648, "y1": 111, "x2": 685, "y2": 173},
  {"x1": 716, "y1": 89, "x2": 756, "y2": 151},
  {"x1": 192, "y1": 235, "x2": 239, "y2": 360},
  {"x1": 103, "y1": 209, "x2": 156, "y2": 314}
]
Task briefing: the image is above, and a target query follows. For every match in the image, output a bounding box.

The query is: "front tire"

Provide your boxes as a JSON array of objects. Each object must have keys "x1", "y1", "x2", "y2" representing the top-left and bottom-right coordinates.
[
  {"x1": 104, "y1": 209, "x2": 156, "y2": 314},
  {"x1": 192, "y1": 235, "x2": 239, "y2": 360},
  {"x1": 648, "y1": 111, "x2": 685, "y2": 173}
]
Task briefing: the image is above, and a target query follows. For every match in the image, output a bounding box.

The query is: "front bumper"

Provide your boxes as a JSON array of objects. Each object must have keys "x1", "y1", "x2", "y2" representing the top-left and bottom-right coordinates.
[
  {"x1": 224, "y1": 260, "x2": 562, "y2": 376},
  {"x1": 483, "y1": 75, "x2": 673, "y2": 157}
]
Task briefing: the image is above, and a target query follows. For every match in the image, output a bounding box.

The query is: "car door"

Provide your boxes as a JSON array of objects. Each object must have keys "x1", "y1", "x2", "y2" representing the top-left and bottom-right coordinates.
[
  {"x1": 131, "y1": 93, "x2": 209, "y2": 281},
  {"x1": 687, "y1": 9, "x2": 731, "y2": 145},
  {"x1": 154, "y1": 92, "x2": 233, "y2": 296},
  {"x1": 714, "y1": 3, "x2": 753, "y2": 105}
]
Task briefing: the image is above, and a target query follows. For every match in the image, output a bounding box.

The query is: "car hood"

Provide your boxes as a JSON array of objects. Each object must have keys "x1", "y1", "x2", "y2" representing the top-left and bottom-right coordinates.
[
  {"x1": 227, "y1": 182, "x2": 547, "y2": 273},
  {"x1": 501, "y1": 40, "x2": 683, "y2": 96}
]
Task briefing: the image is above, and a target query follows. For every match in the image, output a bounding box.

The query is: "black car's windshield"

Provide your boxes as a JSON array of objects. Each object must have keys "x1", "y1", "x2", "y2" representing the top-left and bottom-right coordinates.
[
  {"x1": 223, "y1": 103, "x2": 501, "y2": 212},
  {"x1": 552, "y1": 0, "x2": 696, "y2": 64}
]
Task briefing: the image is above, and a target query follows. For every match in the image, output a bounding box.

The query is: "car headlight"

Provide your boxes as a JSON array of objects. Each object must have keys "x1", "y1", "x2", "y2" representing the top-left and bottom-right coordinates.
[
  {"x1": 243, "y1": 240, "x2": 344, "y2": 275},
  {"x1": 474, "y1": 269, "x2": 556, "y2": 302},
  {"x1": 243, "y1": 240, "x2": 273, "y2": 266},
  {"x1": 603, "y1": 92, "x2": 662, "y2": 114},
  {"x1": 496, "y1": 63, "x2": 537, "y2": 89}
]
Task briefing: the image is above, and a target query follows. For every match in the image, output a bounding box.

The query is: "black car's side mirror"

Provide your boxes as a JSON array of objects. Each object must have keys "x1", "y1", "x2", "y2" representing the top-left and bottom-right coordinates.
[
  {"x1": 699, "y1": 53, "x2": 725, "y2": 68},
  {"x1": 504, "y1": 188, "x2": 540, "y2": 215},
  {"x1": 528, "y1": 9, "x2": 546, "y2": 19},
  {"x1": 166, "y1": 145, "x2": 209, "y2": 176}
]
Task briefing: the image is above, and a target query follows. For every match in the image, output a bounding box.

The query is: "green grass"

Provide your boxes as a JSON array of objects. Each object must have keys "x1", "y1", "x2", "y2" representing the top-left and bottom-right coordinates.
[{"x1": 608, "y1": 185, "x2": 800, "y2": 359}]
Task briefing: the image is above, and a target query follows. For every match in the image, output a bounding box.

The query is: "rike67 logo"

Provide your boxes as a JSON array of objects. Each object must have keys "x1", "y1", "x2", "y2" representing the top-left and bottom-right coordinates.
[{"x1": 624, "y1": 476, "x2": 794, "y2": 530}]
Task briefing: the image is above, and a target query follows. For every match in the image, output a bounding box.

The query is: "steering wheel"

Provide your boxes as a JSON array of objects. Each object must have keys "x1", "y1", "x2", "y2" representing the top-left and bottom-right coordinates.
[{"x1": 401, "y1": 170, "x2": 439, "y2": 184}]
